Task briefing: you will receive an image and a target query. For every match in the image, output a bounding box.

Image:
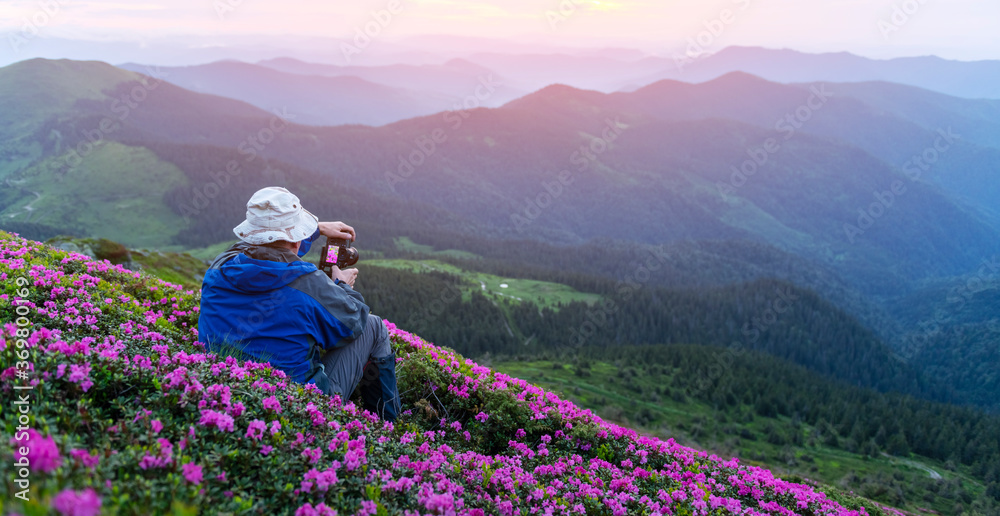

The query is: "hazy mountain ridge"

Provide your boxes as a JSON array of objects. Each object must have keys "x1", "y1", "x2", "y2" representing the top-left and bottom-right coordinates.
[
  {"x1": 520, "y1": 72, "x2": 1000, "y2": 222},
  {"x1": 647, "y1": 46, "x2": 1000, "y2": 100},
  {"x1": 117, "y1": 60, "x2": 470, "y2": 126},
  {"x1": 257, "y1": 56, "x2": 524, "y2": 102}
]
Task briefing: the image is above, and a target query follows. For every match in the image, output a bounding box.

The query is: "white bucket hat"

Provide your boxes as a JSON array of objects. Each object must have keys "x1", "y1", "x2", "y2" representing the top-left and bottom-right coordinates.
[{"x1": 233, "y1": 187, "x2": 319, "y2": 244}]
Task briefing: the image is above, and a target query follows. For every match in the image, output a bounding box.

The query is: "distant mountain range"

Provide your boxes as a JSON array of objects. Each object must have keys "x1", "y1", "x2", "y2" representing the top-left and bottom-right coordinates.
[
  {"x1": 467, "y1": 46, "x2": 1000, "y2": 100},
  {"x1": 113, "y1": 46, "x2": 1000, "y2": 129},
  {"x1": 1, "y1": 57, "x2": 998, "y2": 412},
  {"x1": 648, "y1": 46, "x2": 1000, "y2": 100},
  {"x1": 424, "y1": 46, "x2": 1000, "y2": 100},
  {"x1": 516, "y1": 73, "x2": 1000, "y2": 223},
  {"x1": 117, "y1": 59, "x2": 522, "y2": 126},
  {"x1": 256, "y1": 57, "x2": 524, "y2": 103}
]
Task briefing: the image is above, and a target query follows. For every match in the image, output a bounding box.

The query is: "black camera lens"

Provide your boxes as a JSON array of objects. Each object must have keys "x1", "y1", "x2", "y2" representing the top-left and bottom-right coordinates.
[{"x1": 338, "y1": 246, "x2": 360, "y2": 267}]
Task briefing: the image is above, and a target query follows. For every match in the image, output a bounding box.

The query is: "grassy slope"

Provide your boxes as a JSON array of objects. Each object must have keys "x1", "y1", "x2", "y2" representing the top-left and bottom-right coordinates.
[
  {"x1": 42, "y1": 236, "x2": 208, "y2": 290},
  {"x1": 126, "y1": 248, "x2": 207, "y2": 290},
  {"x1": 2, "y1": 143, "x2": 189, "y2": 248},
  {"x1": 493, "y1": 359, "x2": 988, "y2": 515},
  {"x1": 379, "y1": 236, "x2": 601, "y2": 310},
  {"x1": 393, "y1": 236, "x2": 479, "y2": 260},
  {"x1": 0, "y1": 59, "x2": 144, "y2": 180},
  {"x1": 367, "y1": 258, "x2": 601, "y2": 309},
  {"x1": 183, "y1": 241, "x2": 236, "y2": 262},
  {"x1": 0, "y1": 59, "x2": 195, "y2": 250},
  {"x1": 0, "y1": 59, "x2": 140, "y2": 138}
]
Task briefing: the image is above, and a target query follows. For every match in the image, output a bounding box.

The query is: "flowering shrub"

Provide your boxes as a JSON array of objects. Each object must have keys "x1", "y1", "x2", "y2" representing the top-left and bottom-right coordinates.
[{"x1": 0, "y1": 231, "x2": 901, "y2": 515}]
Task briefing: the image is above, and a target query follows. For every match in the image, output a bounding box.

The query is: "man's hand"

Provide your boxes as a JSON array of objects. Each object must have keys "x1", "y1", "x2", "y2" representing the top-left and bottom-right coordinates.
[
  {"x1": 318, "y1": 221, "x2": 356, "y2": 241},
  {"x1": 330, "y1": 266, "x2": 359, "y2": 288}
]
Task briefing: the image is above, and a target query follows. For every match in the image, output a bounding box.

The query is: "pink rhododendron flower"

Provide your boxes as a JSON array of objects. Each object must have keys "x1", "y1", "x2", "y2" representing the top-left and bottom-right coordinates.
[
  {"x1": 182, "y1": 462, "x2": 203, "y2": 484},
  {"x1": 198, "y1": 409, "x2": 235, "y2": 432},
  {"x1": 422, "y1": 493, "x2": 456, "y2": 514},
  {"x1": 51, "y1": 487, "x2": 101, "y2": 516},
  {"x1": 301, "y1": 465, "x2": 341, "y2": 493},
  {"x1": 245, "y1": 419, "x2": 266, "y2": 440},
  {"x1": 357, "y1": 500, "x2": 377, "y2": 516},
  {"x1": 67, "y1": 362, "x2": 94, "y2": 391},
  {"x1": 70, "y1": 449, "x2": 99, "y2": 469},
  {"x1": 295, "y1": 503, "x2": 338, "y2": 516},
  {"x1": 10, "y1": 429, "x2": 62, "y2": 473},
  {"x1": 302, "y1": 447, "x2": 322, "y2": 464},
  {"x1": 344, "y1": 448, "x2": 366, "y2": 471},
  {"x1": 262, "y1": 395, "x2": 282, "y2": 413}
]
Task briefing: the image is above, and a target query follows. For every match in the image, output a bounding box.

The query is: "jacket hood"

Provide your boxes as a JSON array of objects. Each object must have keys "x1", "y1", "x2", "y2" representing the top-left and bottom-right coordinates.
[{"x1": 218, "y1": 253, "x2": 317, "y2": 293}]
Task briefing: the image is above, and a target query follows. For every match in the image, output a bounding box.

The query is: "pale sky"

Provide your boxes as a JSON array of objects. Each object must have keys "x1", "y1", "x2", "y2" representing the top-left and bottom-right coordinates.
[{"x1": 0, "y1": 0, "x2": 997, "y2": 62}]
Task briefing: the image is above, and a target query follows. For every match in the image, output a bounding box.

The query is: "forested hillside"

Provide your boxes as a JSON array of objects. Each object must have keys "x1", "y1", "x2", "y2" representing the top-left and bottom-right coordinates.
[{"x1": 359, "y1": 265, "x2": 950, "y2": 403}]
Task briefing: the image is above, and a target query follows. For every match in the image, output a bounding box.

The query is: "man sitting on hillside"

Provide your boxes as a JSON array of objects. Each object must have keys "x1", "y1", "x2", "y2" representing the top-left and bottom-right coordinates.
[{"x1": 198, "y1": 186, "x2": 401, "y2": 421}]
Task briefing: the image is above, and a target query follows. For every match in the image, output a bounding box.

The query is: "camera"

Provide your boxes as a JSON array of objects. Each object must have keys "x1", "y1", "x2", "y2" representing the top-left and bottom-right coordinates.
[{"x1": 319, "y1": 237, "x2": 360, "y2": 278}]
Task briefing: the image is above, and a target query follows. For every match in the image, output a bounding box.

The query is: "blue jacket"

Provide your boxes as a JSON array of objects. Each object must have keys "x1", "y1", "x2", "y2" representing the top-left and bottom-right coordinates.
[{"x1": 198, "y1": 231, "x2": 369, "y2": 389}]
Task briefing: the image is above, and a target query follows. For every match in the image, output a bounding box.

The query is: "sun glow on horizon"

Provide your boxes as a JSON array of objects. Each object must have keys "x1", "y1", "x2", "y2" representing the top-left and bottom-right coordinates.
[{"x1": 0, "y1": 0, "x2": 997, "y2": 61}]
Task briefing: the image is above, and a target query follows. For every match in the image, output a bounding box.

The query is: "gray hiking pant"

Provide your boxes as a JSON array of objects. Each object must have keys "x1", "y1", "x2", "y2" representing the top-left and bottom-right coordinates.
[{"x1": 320, "y1": 314, "x2": 393, "y2": 397}]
